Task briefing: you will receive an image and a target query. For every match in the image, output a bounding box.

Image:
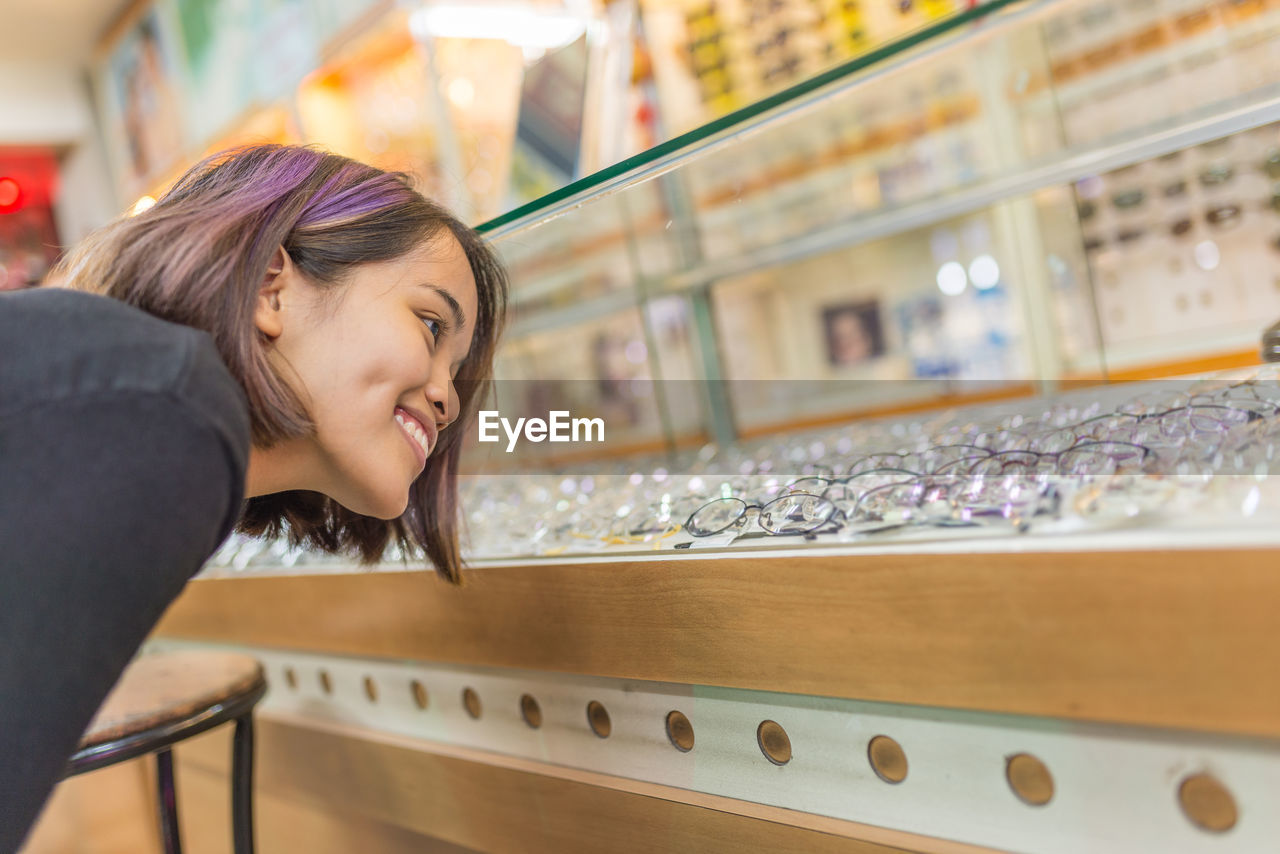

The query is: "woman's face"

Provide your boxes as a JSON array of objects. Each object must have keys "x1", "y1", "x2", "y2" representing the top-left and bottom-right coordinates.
[{"x1": 261, "y1": 234, "x2": 478, "y2": 518}]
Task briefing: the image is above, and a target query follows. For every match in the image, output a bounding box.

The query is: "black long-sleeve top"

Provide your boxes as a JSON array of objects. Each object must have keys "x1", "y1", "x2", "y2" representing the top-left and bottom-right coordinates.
[{"x1": 0, "y1": 287, "x2": 251, "y2": 852}]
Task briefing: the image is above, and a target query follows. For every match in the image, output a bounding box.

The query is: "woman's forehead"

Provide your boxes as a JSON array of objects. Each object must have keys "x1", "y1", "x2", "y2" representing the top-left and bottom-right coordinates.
[
  {"x1": 406, "y1": 238, "x2": 478, "y2": 325},
  {"x1": 417, "y1": 234, "x2": 474, "y2": 284}
]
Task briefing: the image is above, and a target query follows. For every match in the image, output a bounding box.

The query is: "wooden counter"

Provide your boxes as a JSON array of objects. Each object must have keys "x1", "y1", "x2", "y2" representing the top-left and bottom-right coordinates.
[
  {"x1": 157, "y1": 548, "x2": 1280, "y2": 738},
  {"x1": 29, "y1": 540, "x2": 1280, "y2": 853}
]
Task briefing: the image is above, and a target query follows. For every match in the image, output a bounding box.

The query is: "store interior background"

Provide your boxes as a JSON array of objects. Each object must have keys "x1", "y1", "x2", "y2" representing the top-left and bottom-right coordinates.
[
  {"x1": 5, "y1": 0, "x2": 1280, "y2": 488},
  {"x1": 13, "y1": 5, "x2": 1280, "y2": 853}
]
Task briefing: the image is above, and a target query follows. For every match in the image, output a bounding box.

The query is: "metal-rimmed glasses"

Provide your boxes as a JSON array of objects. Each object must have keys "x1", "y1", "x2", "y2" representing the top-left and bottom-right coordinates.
[{"x1": 685, "y1": 491, "x2": 838, "y2": 538}]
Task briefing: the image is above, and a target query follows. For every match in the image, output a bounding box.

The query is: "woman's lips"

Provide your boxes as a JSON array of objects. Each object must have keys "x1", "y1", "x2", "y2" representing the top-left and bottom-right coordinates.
[{"x1": 394, "y1": 407, "x2": 430, "y2": 471}]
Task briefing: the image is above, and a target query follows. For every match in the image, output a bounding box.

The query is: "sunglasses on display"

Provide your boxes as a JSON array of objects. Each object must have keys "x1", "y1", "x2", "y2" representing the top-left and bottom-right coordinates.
[{"x1": 1166, "y1": 203, "x2": 1246, "y2": 237}]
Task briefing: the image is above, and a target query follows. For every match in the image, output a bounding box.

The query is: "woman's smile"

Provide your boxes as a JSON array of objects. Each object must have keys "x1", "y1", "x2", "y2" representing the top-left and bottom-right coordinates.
[{"x1": 394, "y1": 406, "x2": 433, "y2": 471}]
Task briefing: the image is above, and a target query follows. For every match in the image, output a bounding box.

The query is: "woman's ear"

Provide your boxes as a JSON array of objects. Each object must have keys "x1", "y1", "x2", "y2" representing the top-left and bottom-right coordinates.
[{"x1": 254, "y1": 246, "x2": 292, "y2": 340}]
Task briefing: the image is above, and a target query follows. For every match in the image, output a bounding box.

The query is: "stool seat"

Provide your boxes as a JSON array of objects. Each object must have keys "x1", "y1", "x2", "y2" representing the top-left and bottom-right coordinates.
[
  {"x1": 66, "y1": 649, "x2": 266, "y2": 854},
  {"x1": 80, "y1": 650, "x2": 264, "y2": 749}
]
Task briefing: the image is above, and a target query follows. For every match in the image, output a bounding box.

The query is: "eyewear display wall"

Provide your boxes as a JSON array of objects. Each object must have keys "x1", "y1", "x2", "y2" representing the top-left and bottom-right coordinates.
[{"x1": 477, "y1": 0, "x2": 1280, "y2": 474}]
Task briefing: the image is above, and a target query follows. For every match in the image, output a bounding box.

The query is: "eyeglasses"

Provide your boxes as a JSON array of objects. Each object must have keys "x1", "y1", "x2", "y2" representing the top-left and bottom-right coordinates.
[
  {"x1": 1198, "y1": 164, "x2": 1235, "y2": 187},
  {"x1": 1264, "y1": 147, "x2": 1280, "y2": 180},
  {"x1": 1166, "y1": 203, "x2": 1249, "y2": 237},
  {"x1": 1111, "y1": 188, "x2": 1146, "y2": 209},
  {"x1": 202, "y1": 368, "x2": 1280, "y2": 570},
  {"x1": 685, "y1": 491, "x2": 838, "y2": 538}
]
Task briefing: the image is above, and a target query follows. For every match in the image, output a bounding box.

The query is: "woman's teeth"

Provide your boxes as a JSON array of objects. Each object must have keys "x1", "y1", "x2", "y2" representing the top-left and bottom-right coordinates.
[{"x1": 395, "y1": 412, "x2": 431, "y2": 458}]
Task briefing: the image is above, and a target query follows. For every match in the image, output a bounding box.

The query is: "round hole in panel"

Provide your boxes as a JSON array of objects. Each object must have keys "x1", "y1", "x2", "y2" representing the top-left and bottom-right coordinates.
[
  {"x1": 587, "y1": 701, "x2": 611, "y2": 738},
  {"x1": 410, "y1": 680, "x2": 429, "y2": 711},
  {"x1": 867, "y1": 735, "x2": 908, "y2": 784},
  {"x1": 757, "y1": 720, "x2": 792, "y2": 766},
  {"x1": 666, "y1": 710, "x2": 694, "y2": 752},
  {"x1": 462, "y1": 687, "x2": 482, "y2": 719},
  {"x1": 318, "y1": 670, "x2": 332, "y2": 695},
  {"x1": 1178, "y1": 772, "x2": 1238, "y2": 833},
  {"x1": 363, "y1": 676, "x2": 378, "y2": 703},
  {"x1": 1006, "y1": 753, "x2": 1054, "y2": 806},
  {"x1": 283, "y1": 667, "x2": 297, "y2": 690},
  {"x1": 520, "y1": 694, "x2": 542, "y2": 729}
]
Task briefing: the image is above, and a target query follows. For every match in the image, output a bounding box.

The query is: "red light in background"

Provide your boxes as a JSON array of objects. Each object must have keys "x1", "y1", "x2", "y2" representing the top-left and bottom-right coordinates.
[
  {"x1": 0, "y1": 177, "x2": 21, "y2": 213},
  {"x1": 0, "y1": 148, "x2": 59, "y2": 211}
]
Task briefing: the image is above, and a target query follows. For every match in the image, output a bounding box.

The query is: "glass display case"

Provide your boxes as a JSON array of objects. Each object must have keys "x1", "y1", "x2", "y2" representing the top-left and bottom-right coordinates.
[
  {"x1": 274, "y1": 0, "x2": 1260, "y2": 564},
  {"x1": 182, "y1": 0, "x2": 1280, "y2": 571}
]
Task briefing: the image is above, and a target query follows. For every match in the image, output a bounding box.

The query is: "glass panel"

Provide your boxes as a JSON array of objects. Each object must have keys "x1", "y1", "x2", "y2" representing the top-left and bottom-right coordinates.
[
  {"x1": 709, "y1": 205, "x2": 1033, "y2": 433},
  {"x1": 468, "y1": 306, "x2": 669, "y2": 472},
  {"x1": 1033, "y1": 0, "x2": 1280, "y2": 150},
  {"x1": 497, "y1": 182, "x2": 673, "y2": 312},
  {"x1": 669, "y1": 32, "x2": 1000, "y2": 274},
  {"x1": 478, "y1": 0, "x2": 1020, "y2": 232},
  {"x1": 1032, "y1": 183, "x2": 1104, "y2": 375},
  {"x1": 639, "y1": 0, "x2": 979, "y2": 139},
  {"x1": 477, "y1": 0, "x2": 1280, "y2": 449},
  {"x1": 642, "y1": 294, "x2": 710, "y2": 441}
]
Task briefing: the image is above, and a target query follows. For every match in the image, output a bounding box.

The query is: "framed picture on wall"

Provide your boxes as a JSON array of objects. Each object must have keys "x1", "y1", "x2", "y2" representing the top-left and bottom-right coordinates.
[
  {"x1": 95, "y1": 3, "x2": 187, "y2": 200},
  {"x1": 822, "y1": 299, "x2": 885, "y2": 367}
]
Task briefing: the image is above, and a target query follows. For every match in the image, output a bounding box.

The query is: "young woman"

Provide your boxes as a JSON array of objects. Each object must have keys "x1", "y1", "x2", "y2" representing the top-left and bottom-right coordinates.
[{"x1": 0, "y1": 144, "x2": 508, "y2": 850}]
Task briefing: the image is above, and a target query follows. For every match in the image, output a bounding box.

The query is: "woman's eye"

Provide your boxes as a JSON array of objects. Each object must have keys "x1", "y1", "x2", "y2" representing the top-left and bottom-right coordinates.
[{"x1": 419, "y1": 315, "x2": 443, "y2": 340}]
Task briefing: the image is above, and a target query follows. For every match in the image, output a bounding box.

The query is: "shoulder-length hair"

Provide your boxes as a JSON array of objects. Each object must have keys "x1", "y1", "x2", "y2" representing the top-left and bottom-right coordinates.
[{"x1": 50, "y1": 144, "x2": 508, "y2": 585}]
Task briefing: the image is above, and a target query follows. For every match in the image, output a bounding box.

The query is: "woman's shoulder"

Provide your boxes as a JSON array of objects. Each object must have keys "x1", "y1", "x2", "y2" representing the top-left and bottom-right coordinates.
[
  {"x1": 0, "y1": 287, "x2": 250, "y2": 460},
  {"x1": 2, "y1": 287, "x2": 204, "y2": 383}
]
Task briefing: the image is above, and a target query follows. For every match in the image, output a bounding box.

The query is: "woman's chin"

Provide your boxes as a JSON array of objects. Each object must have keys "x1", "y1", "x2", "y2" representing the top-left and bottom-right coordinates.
[{"x1": 331, "y1": 487, "x2": 410, "y2": 520}]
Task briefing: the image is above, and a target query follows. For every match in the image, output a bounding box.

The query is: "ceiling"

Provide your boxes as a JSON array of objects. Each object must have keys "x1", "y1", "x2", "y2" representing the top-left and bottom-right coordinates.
[{"x1": 4, "y1": 0, "x2": 136, "y2": 65}]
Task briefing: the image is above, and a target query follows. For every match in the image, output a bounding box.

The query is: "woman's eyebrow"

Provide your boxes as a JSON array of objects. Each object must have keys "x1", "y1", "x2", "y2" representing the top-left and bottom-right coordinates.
[{"x1": 419, "y1": 283, "x2": 468, "y2": 331}]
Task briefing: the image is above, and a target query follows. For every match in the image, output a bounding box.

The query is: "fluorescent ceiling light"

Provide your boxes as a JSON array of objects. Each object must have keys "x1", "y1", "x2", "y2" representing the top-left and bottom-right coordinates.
[{"x1": 410, "y1": 5, "x2": 587, "y2": 49}]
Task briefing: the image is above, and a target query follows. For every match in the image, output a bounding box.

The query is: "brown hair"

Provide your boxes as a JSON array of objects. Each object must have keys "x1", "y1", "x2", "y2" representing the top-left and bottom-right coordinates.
[{"x1": 50, "y1": 144, "x2": 508, "y2": 584}]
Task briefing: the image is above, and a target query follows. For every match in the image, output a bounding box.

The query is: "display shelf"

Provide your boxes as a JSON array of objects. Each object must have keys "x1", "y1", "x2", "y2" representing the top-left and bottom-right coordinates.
[
  {"x1": 201, "y1": 364, "x2": 1280, "y2": 575},
  {"x1": 197, "y1": 478, "x2": 1280, "y2": 575},
  {"x1": 656, "y1": 92, "x2": 1280, "y2": 295}
]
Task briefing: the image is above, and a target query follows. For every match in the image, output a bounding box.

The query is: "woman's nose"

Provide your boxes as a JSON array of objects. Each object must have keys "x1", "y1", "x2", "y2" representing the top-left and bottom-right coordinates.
[
  {"x1": 425, "y1": 370, "x2": 460, "y2": 429},
  {"x1": 426, "y1": 386, "x2": 451, "y2": 427}
]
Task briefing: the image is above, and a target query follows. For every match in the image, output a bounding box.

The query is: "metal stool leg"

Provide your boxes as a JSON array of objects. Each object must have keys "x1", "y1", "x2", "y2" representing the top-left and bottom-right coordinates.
[
  {"x1": 231, "y1": 714, "x2": 256, "y2": 854},
  {"x1": 155, "y1": 748, "x2": 183, "y2": 854}
]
